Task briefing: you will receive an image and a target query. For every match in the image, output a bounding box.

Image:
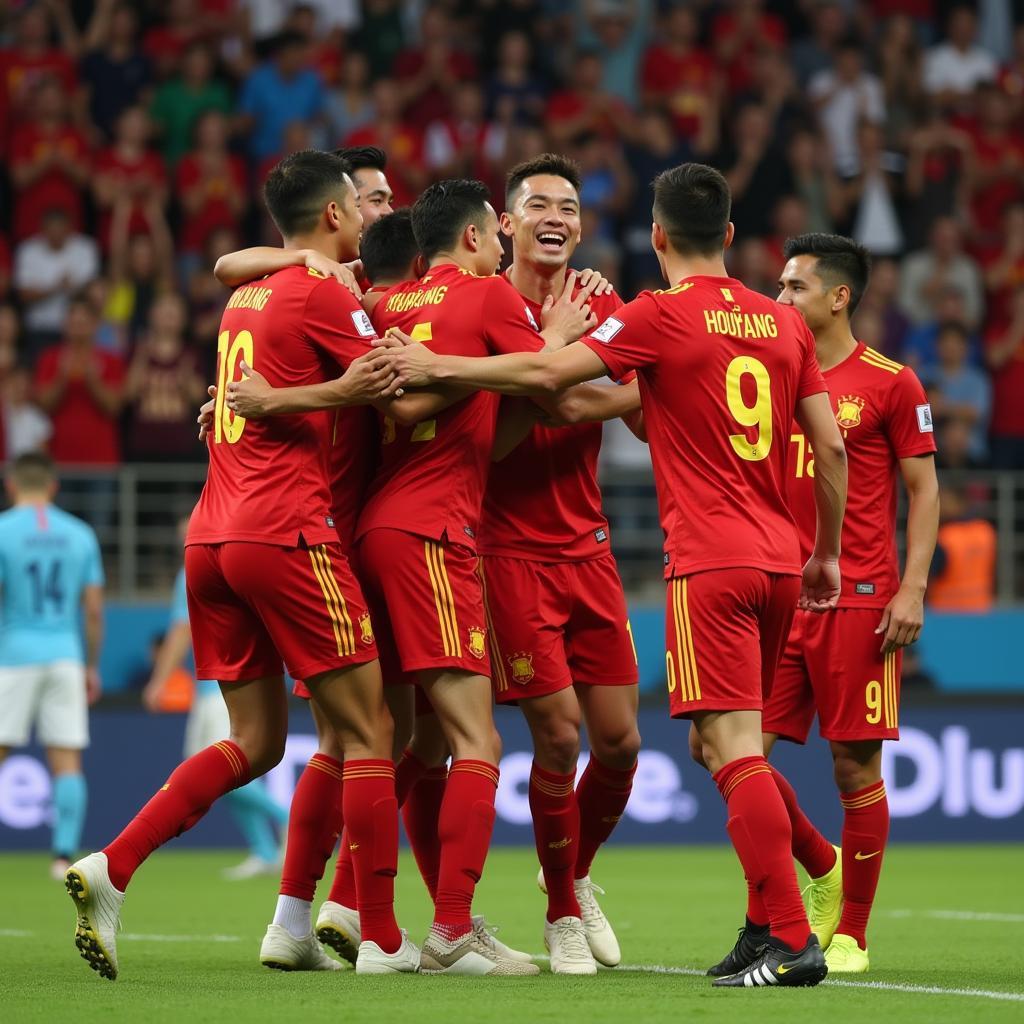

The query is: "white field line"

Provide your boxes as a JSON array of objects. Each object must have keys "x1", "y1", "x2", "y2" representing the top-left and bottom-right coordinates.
[{"x1": 884, "y1": 909, "x2": 1024, "y2": 924}]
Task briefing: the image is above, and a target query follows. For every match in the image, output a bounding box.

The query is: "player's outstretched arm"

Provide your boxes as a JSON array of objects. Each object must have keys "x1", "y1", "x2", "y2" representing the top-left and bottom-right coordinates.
[
  {"x1": 796, "y1": 391, "x2": 848, "y2": 612},
  {"x1": 540, "y1": 378, "x2": 641, "y2": 425},
  {"x1": 82, "y1": 584, "x2": 104, "y2": 705},
  {"x1": 876, "y1": 454, "x2": 939, "y2": 653},
  {"x1": 213, "y1": 246, "x2": 363, "y2": 298}
]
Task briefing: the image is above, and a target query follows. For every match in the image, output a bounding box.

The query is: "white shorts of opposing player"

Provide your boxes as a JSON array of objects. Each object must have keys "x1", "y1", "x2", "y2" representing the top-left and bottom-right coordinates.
[
  {"x1": 0, "y1": 660, "x2": 88, "y2": 749},
  {"x1": 183, "y1": 691, "x2": 231, "y2": 758}
]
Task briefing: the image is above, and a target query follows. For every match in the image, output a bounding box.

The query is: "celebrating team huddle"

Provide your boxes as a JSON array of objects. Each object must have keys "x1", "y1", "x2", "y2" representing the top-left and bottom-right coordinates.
[{"x1": 64, "y1": 143, "x2": 938, "y2": 989}]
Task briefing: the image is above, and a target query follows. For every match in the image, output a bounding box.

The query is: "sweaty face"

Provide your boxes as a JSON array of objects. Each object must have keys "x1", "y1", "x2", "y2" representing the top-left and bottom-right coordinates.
[
  {"x1": 777, "y1": 255, "x2": 834, "y2": 333},
  {"x1": 352, "y1": 168, "x2": 394, "y2": 229},
  {"x1": 507, "y1": 174, "x2": 582, "y2": 270}
]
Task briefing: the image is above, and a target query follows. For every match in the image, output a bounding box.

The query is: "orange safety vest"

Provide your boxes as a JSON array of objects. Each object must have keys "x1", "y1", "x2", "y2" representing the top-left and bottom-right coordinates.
[{"x1": 928, "y1": 519, "x2": 997, "y2": 612}]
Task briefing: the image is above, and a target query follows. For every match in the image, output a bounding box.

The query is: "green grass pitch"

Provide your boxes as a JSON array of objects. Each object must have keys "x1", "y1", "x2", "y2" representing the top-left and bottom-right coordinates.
[{"x1": 1, "y1": 845, "x2": 1021, "y2": 1023}]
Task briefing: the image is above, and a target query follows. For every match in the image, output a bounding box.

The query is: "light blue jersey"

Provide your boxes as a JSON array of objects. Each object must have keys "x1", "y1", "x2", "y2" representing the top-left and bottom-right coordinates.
[
  {"x1": 0, "y1": 503, "x2": 104, "y2": 667},
  {"x1": 171, "y1": 568, "x2": 219, "y2": 697}
]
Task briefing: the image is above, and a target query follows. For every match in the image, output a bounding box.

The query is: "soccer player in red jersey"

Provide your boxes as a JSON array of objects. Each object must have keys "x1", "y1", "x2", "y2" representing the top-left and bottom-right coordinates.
[
  {"x1": 65, "y1": 150, "x2": 419, "y2": 980},
  {"x1": 482, "y1": 154, "x2": 642, "y2": 974},
  {"x1": 707, "y1": 234, "x2": 938, "y2": 976},
  {"x1": 379, "y1": 163, "x2": 850, "y2": 988}
]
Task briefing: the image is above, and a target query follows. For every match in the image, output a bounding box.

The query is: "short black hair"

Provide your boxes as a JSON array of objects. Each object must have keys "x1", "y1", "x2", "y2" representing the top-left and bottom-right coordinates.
[
  {"x1": 652, "y1": 163, "x2": 731, "y2": 256},
  {"x1": 10, "y1": 451, "x2": 55, "y2": 491},
  {"x1": 361, "y1": 208, "x2": 419, "y2": 285},
  {"x1": 411, "y1": 179, "x2": 491, "y2": 262},
  {"x1": 263, "y1": 149, "x2": 351, "y2": 237},
  {"x1": 335, "y1": 145, "x2": 387, "y2": 175},
  {"x1": 783, "y1": 233, "x2": 872, "y2": 313},
  {"x1": 505, "y1": 153, "x2": 582, "y2": 210},
  {"x1": 936, "y1": 319, "x2": 969, "y2": 342}
]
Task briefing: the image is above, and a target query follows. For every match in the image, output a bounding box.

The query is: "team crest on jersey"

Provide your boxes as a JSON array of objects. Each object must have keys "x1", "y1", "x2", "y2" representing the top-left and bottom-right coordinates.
[
  {"x1": 351, "y1": 309, "x2": 377, "y2": 338},
  {"x1": 359, "y1": 612, "x2": 374, "y2": 645},
  {"x1": 525, "y1": 306, "x2": 539, "y2": 330},
  {"x1": 468, "y1": 626, "x2": 487, "y2": 659},
  {"x1": 836, "y1": 394, "x2": 865, "y2": 430},
  {"x1": 510, "y1": 652, "x2": 534, "y2": 684}
]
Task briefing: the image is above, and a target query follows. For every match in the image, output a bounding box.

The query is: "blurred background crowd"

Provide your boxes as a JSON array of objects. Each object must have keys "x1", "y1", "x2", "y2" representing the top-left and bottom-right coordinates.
[{"x1": 0, "y1": 0, "x2": 1017, "y2": 609}]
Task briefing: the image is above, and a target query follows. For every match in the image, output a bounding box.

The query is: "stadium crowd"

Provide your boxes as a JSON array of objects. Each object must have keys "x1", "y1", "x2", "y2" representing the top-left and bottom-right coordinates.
[{"x1": 0, "y1": 0, "x2": 1021, "y2": 480}]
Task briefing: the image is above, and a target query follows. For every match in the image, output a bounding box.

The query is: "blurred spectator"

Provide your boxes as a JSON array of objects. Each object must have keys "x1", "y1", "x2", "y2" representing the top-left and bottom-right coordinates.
[
  {"x1": 902, "y1": 286, "x2": 978, "y2": 370},
  {"x1": 9, "y1": 77, "x2": 90, "y2": 241},
  {"x1": 545, "y1": 51, "x2": 632, "y2": 147},
  {"x1": 175, "y1": 111, "x2": 247, "y2": 268},
  {"x1": 238, "y1": 31, "x2": 326, "y2": 161},
  {"x1": 394, "y1": 7, "x2": 476, "y2": 125},
  {"x1": 14, "y1": 208, "x2": 100, "y2": 357},
  {"x1": 79, "y1": 2, "x2": 152, "y2": 143},
  {"x1": 575, "y1": 133, "x2": 631, "y2": 242},
  {"x1": 923, "y1": 5, "x2": 997, "y2": 104},
  {"x1": 143, "y1": 0, "x2": 203, "y2": 81},
  {"x1": 928, "y1": 484, "x2": 996, "y2": 612},
  {"x1": 710, "y1": 0, "x2": 788, "y2": 97},
  {"x1": 325, "y1": 51, "x2": 376, "y2": 143},
  {"x1": 978, "y1": 203, "x2": 1024, "y2": 329},
  {"x1": 574, "y1": 0, "x2": 652, "y2": 106},
  {"x1": 936, "y1": 417, "x2": 985, "y2": 470},
  {"x1": 34, "y1": 296, "x2": 125, "y2": 468},
  {"x1": 353, "y1": 0, "x2": 406, "y2": 79},
  {"x1": 0, "y1": 231, "x2": 12, "y2": 301},
  {"x1": 809, "y1": 35, "x2": 886, "y2": 177},
  {"x1": 790, "y1": 0, "x2": 848, "y2": 85},
  {"x1": 187, "y1": 226, "x2": 235, "y2": 354},
  {"x1": 718, "y1": 104, "x2": 793, "y2": 238},
  {"x1": 639, "y1": 5, "x2": 718, "y2": 149},
  {"x1": 857, "y1": 257, "x2": 911, "y2": 357},
  {"x1": 846, "y1": 120, "x2": 904, "y2": 257},
  {"x1": 899, "y1": 216, "x2": 984, "y2": 329},
  {"x1": 124, "y1": 293, "x2": 205, "y2": 461},
  {"x1": 571, "y1": 207, "x2": 621, "y2": 291},
  {"x1": 730, "y1": 236, "x2": 778, "y2": 297},
  {"x1": 4, "y1": 365, "x2": 52, "y2": 460},
  {"x1": 424, "y1": 83, "x2": 507, "y2": 183},
  {"x1": 93, "y1": 106, "x2": 168, "y2": 247},
  {"x1": 923, "y1": 321, "x2": 991, "y2": 462},
  {"x1": 762, "y1": 195, "x2": 810, "y2": 273},
  {"x1": 150, "y1": 42, "x2": 232, "y2": 167},
  {"x1": 876, "y1": 15, "x2": 926, "y2": 147},
  {"x1": 985, "y1": 287, "x2": 1024, "y2": 469},
  {"x1": 903, "y1": 108, "x2": 972, "y2": 248},
  {"x1": 998, "y1": 22, "x2": 1024, "y2": 121},
  {"x1": 786, "y1": 129, "x2": 843, "y2": 235},
  {"x1": 486, "y1": 31, "x2": 545, "y2": 127}
]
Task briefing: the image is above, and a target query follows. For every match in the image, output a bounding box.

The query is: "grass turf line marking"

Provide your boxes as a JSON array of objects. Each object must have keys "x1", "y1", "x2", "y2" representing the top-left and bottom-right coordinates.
[
  {"x1": 885, "y1": 909, "x2": 1024, "y2": 924},
  {"x1": 0, "y1": 930, "x2": 241, "y2": 943},
  {"x1": 614, "y1": 964, "x2": 1024, "y2": 1003}
]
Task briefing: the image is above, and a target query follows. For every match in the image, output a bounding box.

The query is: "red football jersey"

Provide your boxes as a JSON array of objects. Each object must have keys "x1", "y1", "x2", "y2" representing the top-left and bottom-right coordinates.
[
  {"x1": 356, "y1": 264, "x2": 545, "y2": 550},
  {"x1": 581, "y1": 276, "x2": 826, "y2": 578},
  {"x1": 481, "y1": 284, "x2": 625, "y2": 561},
  {"x1": 786, "y1": 342, "x2": 936, "y2": 608},
  {"x1": 188, "y1": 266, "x2": 378, "y2": 547},
  {"x1": 327, "y1": 406, "x2": 379, "y2": 550}
]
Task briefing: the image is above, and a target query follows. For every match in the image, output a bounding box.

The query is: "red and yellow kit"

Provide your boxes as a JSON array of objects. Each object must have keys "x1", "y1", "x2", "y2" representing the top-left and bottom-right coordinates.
[
  {"x1": 763, "y1": 342, "x2": 936, "y2": 742},
  {"x1": 482, "y1": 283, "x2": 637, "y2": 702},
  {"x1": 581, "y1": 276, "x2": 827, "y2": 716},
  {"x1": 354, "y1": 264, "x2": 545, "y2": 679},
  {"x1": 186, "y1": 267, "x2": 379, "y2": 681}
]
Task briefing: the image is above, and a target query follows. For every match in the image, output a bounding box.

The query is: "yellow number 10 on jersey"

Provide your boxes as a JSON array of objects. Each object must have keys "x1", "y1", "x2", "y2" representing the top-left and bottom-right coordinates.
[
  {"x1": 214, "y1": 329, "x2": 254, "y2": 444},
  {"x1": 726, "y1": 355, "x2": 773, "y2": 461}
]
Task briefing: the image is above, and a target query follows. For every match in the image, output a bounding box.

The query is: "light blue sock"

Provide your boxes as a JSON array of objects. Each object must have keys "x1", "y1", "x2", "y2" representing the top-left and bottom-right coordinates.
[
  {"x1": 52, "y1": 773, "x2": 87, "y2": 859},
  {"x1": 227, "y1": 776, "x2": 289, "y2": 827},
  {"x1": 225, "y1": 784, "x2": 281, "y2": 863}
]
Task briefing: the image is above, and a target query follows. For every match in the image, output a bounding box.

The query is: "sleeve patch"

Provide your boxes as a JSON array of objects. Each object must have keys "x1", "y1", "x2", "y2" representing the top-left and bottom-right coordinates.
[
  {"x1": 591, "y1": 316, "x2": 625, "y2": 344},
  {"x1": 916, "y1": 403, "x2": 934, "y2": 433},
  {"x1": 524, "y1": 306, "x2": 539, "y2": 331},
  {"x1": 351, "y1": 309, "x2": 377, "y2": 339}
]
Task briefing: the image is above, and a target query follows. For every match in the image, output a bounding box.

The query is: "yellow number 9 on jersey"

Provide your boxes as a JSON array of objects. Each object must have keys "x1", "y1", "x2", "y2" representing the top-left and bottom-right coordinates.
[
  {"x1": 725, "y1": 355, "x2": 773, "y2": 461},
  {"x1": 214, "y1": 329, "x2": 254, "y2": 444}
]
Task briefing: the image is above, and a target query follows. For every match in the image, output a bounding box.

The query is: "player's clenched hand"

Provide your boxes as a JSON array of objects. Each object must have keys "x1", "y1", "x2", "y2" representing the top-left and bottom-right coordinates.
[
  {"x1": 380, "y1": 341, "x2": 441, "y2": 388},
  {"x1": 226, "y1": 360, "x2": 274, "y2": 417},
  {"x1": 542, "y1": 271, "x2": 598, "y2": 347},
  {"x1": 339, "y1": 351, "x2": 404, "y2": 402},
  {"x1": 197, "y1": 385, "x2": 217, "y2": 441},
  {"x1": 305, "y1": 251, "x2": 363, "y2": 300},
  {"x1": 576, "y1": 268, "x2": 613, "y2": 297},
  {"x1": 371, "y1": 327, "x2": 415, "y2": 349},
  {"x1": 799, "y1": 556, "x2": 841, "y2": 612},
  {"x1": 875, "y1": 585, "x2": 924, "y2": 654}
]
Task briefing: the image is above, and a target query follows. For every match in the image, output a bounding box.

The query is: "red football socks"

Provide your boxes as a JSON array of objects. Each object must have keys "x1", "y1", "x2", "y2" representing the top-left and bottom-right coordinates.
[
  {"x1": 432, "y1": 760, "x2": 498, "y2": 939},
  {"x1": 714, "y1": 755, "x2": 810, "y2": 952},
  {"x1": 103, "y1": 741, "x2": 249, "y2": 891},
  {"x1": 342, "y1": 759, "x2": 401, "y2": 954},
  {"x1": 574, "y1": 756, "x2": 635, "y2": 879},
  {"x1": 837, "y1": 780, "x2": 889, "y2": 949},
  {"x1": 280, "y1": 753, "x2": 344, "y2": 901},
  {"x1": 529, "y1": 763, "x2": 581, "y2": 922},
  {"x1": 401, "y1": 762, "x2": 447, "y2": 903},
  {"x1": 770, "y1": 766, "x2": 837, "y2": 879}
]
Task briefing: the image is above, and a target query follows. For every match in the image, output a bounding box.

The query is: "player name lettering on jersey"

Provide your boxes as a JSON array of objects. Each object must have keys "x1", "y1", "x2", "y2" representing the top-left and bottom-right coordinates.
[
  {"x1": 224, "y1": 285, "x2": 273, "y2": 312},
  {"x1": 384, "y1": 284, "x2": 449, "y2": 313},
  {"x1": 702, "y1": 308, "x2": 778, "y2": 339}
]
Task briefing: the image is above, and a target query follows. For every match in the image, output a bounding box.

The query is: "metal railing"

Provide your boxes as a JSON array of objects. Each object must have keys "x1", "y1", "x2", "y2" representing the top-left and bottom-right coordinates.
[{"x1": 41, "y1": 463, "x2": 1024, "y2": 603}]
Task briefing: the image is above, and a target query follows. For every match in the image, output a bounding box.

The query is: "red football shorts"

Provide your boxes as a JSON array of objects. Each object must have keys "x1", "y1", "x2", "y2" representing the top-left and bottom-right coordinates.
[
  {"x1": 480, "y1": 555, "x2": 638, "y2": 703},
  {"x1": 665, "y1": 568, "x2": 800, "y2": 719},
  {"x1": 355, "y1": 528, "x2": 491, "y2": 681},
  {"x1": 185, "y1": 541, "x2": 377, "y2": 683},
  {"x1": 762, "y1": 607, "x2": 902, "y2": 743}
]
